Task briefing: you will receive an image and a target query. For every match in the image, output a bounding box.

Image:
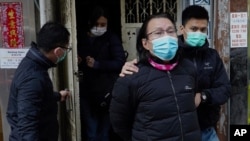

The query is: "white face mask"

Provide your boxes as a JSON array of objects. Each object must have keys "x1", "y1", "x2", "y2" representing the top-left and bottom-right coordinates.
[{"x1": 90, "y1": 26, "x2": 107, "y2": 36}]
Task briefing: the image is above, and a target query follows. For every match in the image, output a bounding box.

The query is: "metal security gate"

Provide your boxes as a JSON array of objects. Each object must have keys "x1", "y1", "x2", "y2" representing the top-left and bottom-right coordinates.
[{"x1": 120, "y1": 0, "x2": 180, "y2": 61}]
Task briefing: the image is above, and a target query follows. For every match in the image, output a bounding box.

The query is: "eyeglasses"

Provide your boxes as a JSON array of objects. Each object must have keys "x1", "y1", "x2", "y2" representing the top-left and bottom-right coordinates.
[
  {"x1": 60, "y1": 46, "x2": 72, "y2": 53},
  {"x1": 147, "y1": 28, "x2": 177, "y2": 39}
]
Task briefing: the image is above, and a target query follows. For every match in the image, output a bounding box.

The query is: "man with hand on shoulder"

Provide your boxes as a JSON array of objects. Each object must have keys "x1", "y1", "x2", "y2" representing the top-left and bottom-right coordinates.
[{"x1": 119, "y1": 5, "x2": 231, "y2": 141}]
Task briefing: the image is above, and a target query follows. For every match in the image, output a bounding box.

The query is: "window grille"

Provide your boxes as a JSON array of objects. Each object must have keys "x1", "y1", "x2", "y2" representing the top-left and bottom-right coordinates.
[{"x1": 125, "y1": 0, "x2": 177, "y2": 23}]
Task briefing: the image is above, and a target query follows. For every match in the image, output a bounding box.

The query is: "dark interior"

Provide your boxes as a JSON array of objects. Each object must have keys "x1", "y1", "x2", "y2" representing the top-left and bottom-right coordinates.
[
  {"x1": 75, "y1": 1, "x2": 122, "y2": 140},
  {"x1": 75, "y1": 0, "x2": 121, "y2": 42}
]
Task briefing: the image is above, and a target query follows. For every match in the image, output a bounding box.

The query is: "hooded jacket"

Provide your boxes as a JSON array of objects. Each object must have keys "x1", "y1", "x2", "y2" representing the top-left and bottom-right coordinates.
[
  {"x1": 110, "y1": 56, "x2": 201, "y2": 141},
  {"x1": 178, "y1": 35, "x2": 231, "y2": 130},
  {"x1": 6, "y1": 43, "x2": 61, "y2": 141}
]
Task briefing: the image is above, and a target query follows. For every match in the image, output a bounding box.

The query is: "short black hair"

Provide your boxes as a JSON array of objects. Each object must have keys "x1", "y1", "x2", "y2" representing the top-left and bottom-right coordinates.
[
  {"x1": 37, "y1": 21, "x2": 70, "y2": 52},
  {"x1": 182, "y1": 5, "x2": 209, "y2": 26},
  {"x1": 136, "y1": 13, "x2": 176, "y2": 63}
]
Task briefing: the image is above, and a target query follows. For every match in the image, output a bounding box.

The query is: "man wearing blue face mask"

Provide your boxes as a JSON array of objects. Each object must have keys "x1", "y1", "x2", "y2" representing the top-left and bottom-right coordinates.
[
  {"x1": 119, "y1": 5, "x2": 231, "y2": 141},
  {"x1": 110, "y1": 12, "x2": 201, "y2": 141}
]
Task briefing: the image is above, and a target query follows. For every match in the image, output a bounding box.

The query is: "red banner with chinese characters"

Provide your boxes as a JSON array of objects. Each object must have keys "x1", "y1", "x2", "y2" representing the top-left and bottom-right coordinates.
[{"x1": 0, "y1": 2, "x2": 24, "y2": 48}]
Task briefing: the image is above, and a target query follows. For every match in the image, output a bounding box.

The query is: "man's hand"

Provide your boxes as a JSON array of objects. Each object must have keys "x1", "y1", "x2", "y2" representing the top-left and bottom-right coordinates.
[
  {"x1": 60, "y1": 89, "x2": 71, "y2": 102},
  {"x1": 119, "y1": 58, "x2": 139, "y2": 77},
  {"x1": 194, "y1": 92, "x2": 201, "y2": 107},
  {"x1": 86, "y1": 56, "x2": 95, "y2": 68}
]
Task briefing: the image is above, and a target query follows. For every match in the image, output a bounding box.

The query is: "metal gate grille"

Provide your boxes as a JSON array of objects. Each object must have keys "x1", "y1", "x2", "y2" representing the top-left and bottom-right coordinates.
[{"x1": 125, "y1": 0, "x2": 177, "y2": 23}]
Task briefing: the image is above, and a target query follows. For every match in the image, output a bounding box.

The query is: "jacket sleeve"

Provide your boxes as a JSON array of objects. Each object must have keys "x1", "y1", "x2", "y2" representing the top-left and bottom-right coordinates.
[
  {"x1": 53, "y1": 92, "x2": 61, "y2": 101},
  {"x1": 204, "y1": 50, "x2": 231, "y2": 105},
  {"x1": 17, "y1": 77, "x2": 43, "y2": 141},
  {"x1": 96, "y1": 34, "x2": 126, "y2": 71},
  {"x1": 109, "y1": 77, "x2": 135, "y2": 141}
]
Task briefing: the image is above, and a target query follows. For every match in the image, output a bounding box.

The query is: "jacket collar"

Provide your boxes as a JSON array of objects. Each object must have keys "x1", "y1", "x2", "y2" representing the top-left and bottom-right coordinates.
[{"x1": 26, "y1": 42, "x2": 56, "y2": 69}]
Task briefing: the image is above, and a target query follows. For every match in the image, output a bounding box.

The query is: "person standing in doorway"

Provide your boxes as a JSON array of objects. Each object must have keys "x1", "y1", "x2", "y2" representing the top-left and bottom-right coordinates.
[
  {"x1": 6, "y1": 21, "x2": 71, "y2": 141},
  {"x1": 77, "y1": 6, "x2": 126, "y2": 141},
  {"x1": 119, "y1": 5, "x2": 231, "y2": 141}
]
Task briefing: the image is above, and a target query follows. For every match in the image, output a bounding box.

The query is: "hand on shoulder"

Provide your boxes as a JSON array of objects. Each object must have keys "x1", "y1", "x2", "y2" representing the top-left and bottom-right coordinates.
[{"x1": 119, "y1": 58, "x2": 139, "y2": 77}]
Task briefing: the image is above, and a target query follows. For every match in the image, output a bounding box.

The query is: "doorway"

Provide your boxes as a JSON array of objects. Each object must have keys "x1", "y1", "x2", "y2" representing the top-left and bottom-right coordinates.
[
  {"x1": 75, "y1": 0, "x2": 122, "y2": 41},
  {"x1": 74, "y1": 0, "x2": 122, "y2": 141}
]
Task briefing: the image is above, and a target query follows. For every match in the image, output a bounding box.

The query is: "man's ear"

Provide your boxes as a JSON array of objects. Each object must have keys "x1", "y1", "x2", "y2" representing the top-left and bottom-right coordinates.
[
  {"x1": 53, "y1": 47, "x2": 63, "y2": 57},
  {"x1": 142, "y1": 38, "x2": 150, "y2": 51},
  {"x1": 179, "y1": 25, "x2": 185, "y2": 34},
  {"x1": 179, "y1": 25, "x2": 184, "y2": 32}
]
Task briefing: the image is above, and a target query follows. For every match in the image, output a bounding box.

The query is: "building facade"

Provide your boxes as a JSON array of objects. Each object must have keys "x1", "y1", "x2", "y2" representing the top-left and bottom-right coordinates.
[{"x1": 0, "y1": 0, "x2": 249, "y2": 141}]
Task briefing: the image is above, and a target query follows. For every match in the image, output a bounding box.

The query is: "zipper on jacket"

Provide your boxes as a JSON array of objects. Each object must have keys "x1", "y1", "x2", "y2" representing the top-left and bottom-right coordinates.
[
  {"x1": 193, "y1": 51, "x2": 199, "y2": 93},
  {"x1": 167, "y1": 71, "x2": 184, "y2": 141},
  {"x1": 193, "y1": 50, "x2": 198, "y2": 69}
]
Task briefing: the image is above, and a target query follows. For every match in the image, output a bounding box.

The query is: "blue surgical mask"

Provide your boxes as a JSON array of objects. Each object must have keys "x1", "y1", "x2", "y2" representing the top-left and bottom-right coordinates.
[
  {"x1": 186, "y1": 32, "x2": 207, "y2": 47},
  {"x1": 151, "y1": 36, "x2": 178, "y2": 61},
  {"x1": 56, "y1": 50, "x2": 67, "y2": 64}
]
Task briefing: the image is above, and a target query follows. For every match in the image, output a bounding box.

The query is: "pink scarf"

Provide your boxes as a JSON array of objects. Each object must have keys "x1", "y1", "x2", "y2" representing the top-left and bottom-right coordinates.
[{"x1": 148, "y1": 58, "x2": 178, "y2": 71}]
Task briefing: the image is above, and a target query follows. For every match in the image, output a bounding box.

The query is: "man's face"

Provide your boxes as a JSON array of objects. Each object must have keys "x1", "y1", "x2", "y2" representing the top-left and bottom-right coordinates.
[{"x1": 180, "y1": 18, "x2": 208, "y2": 41}]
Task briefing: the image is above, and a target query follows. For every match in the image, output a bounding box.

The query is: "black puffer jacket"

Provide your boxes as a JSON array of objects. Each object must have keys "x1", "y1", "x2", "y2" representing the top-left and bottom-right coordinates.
[
  {"x1": 110, "y1": 58, "x2": 201, "y2": 141},
  {"x1": 6, "y1": 43, "x2": 61, "y2": 141},
  {"x1": 178, "y1": 35, "x2": 231, "y2": 130},
  {"x1": 78, "y1": 31, "x2": 126, "y2": 108}
]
